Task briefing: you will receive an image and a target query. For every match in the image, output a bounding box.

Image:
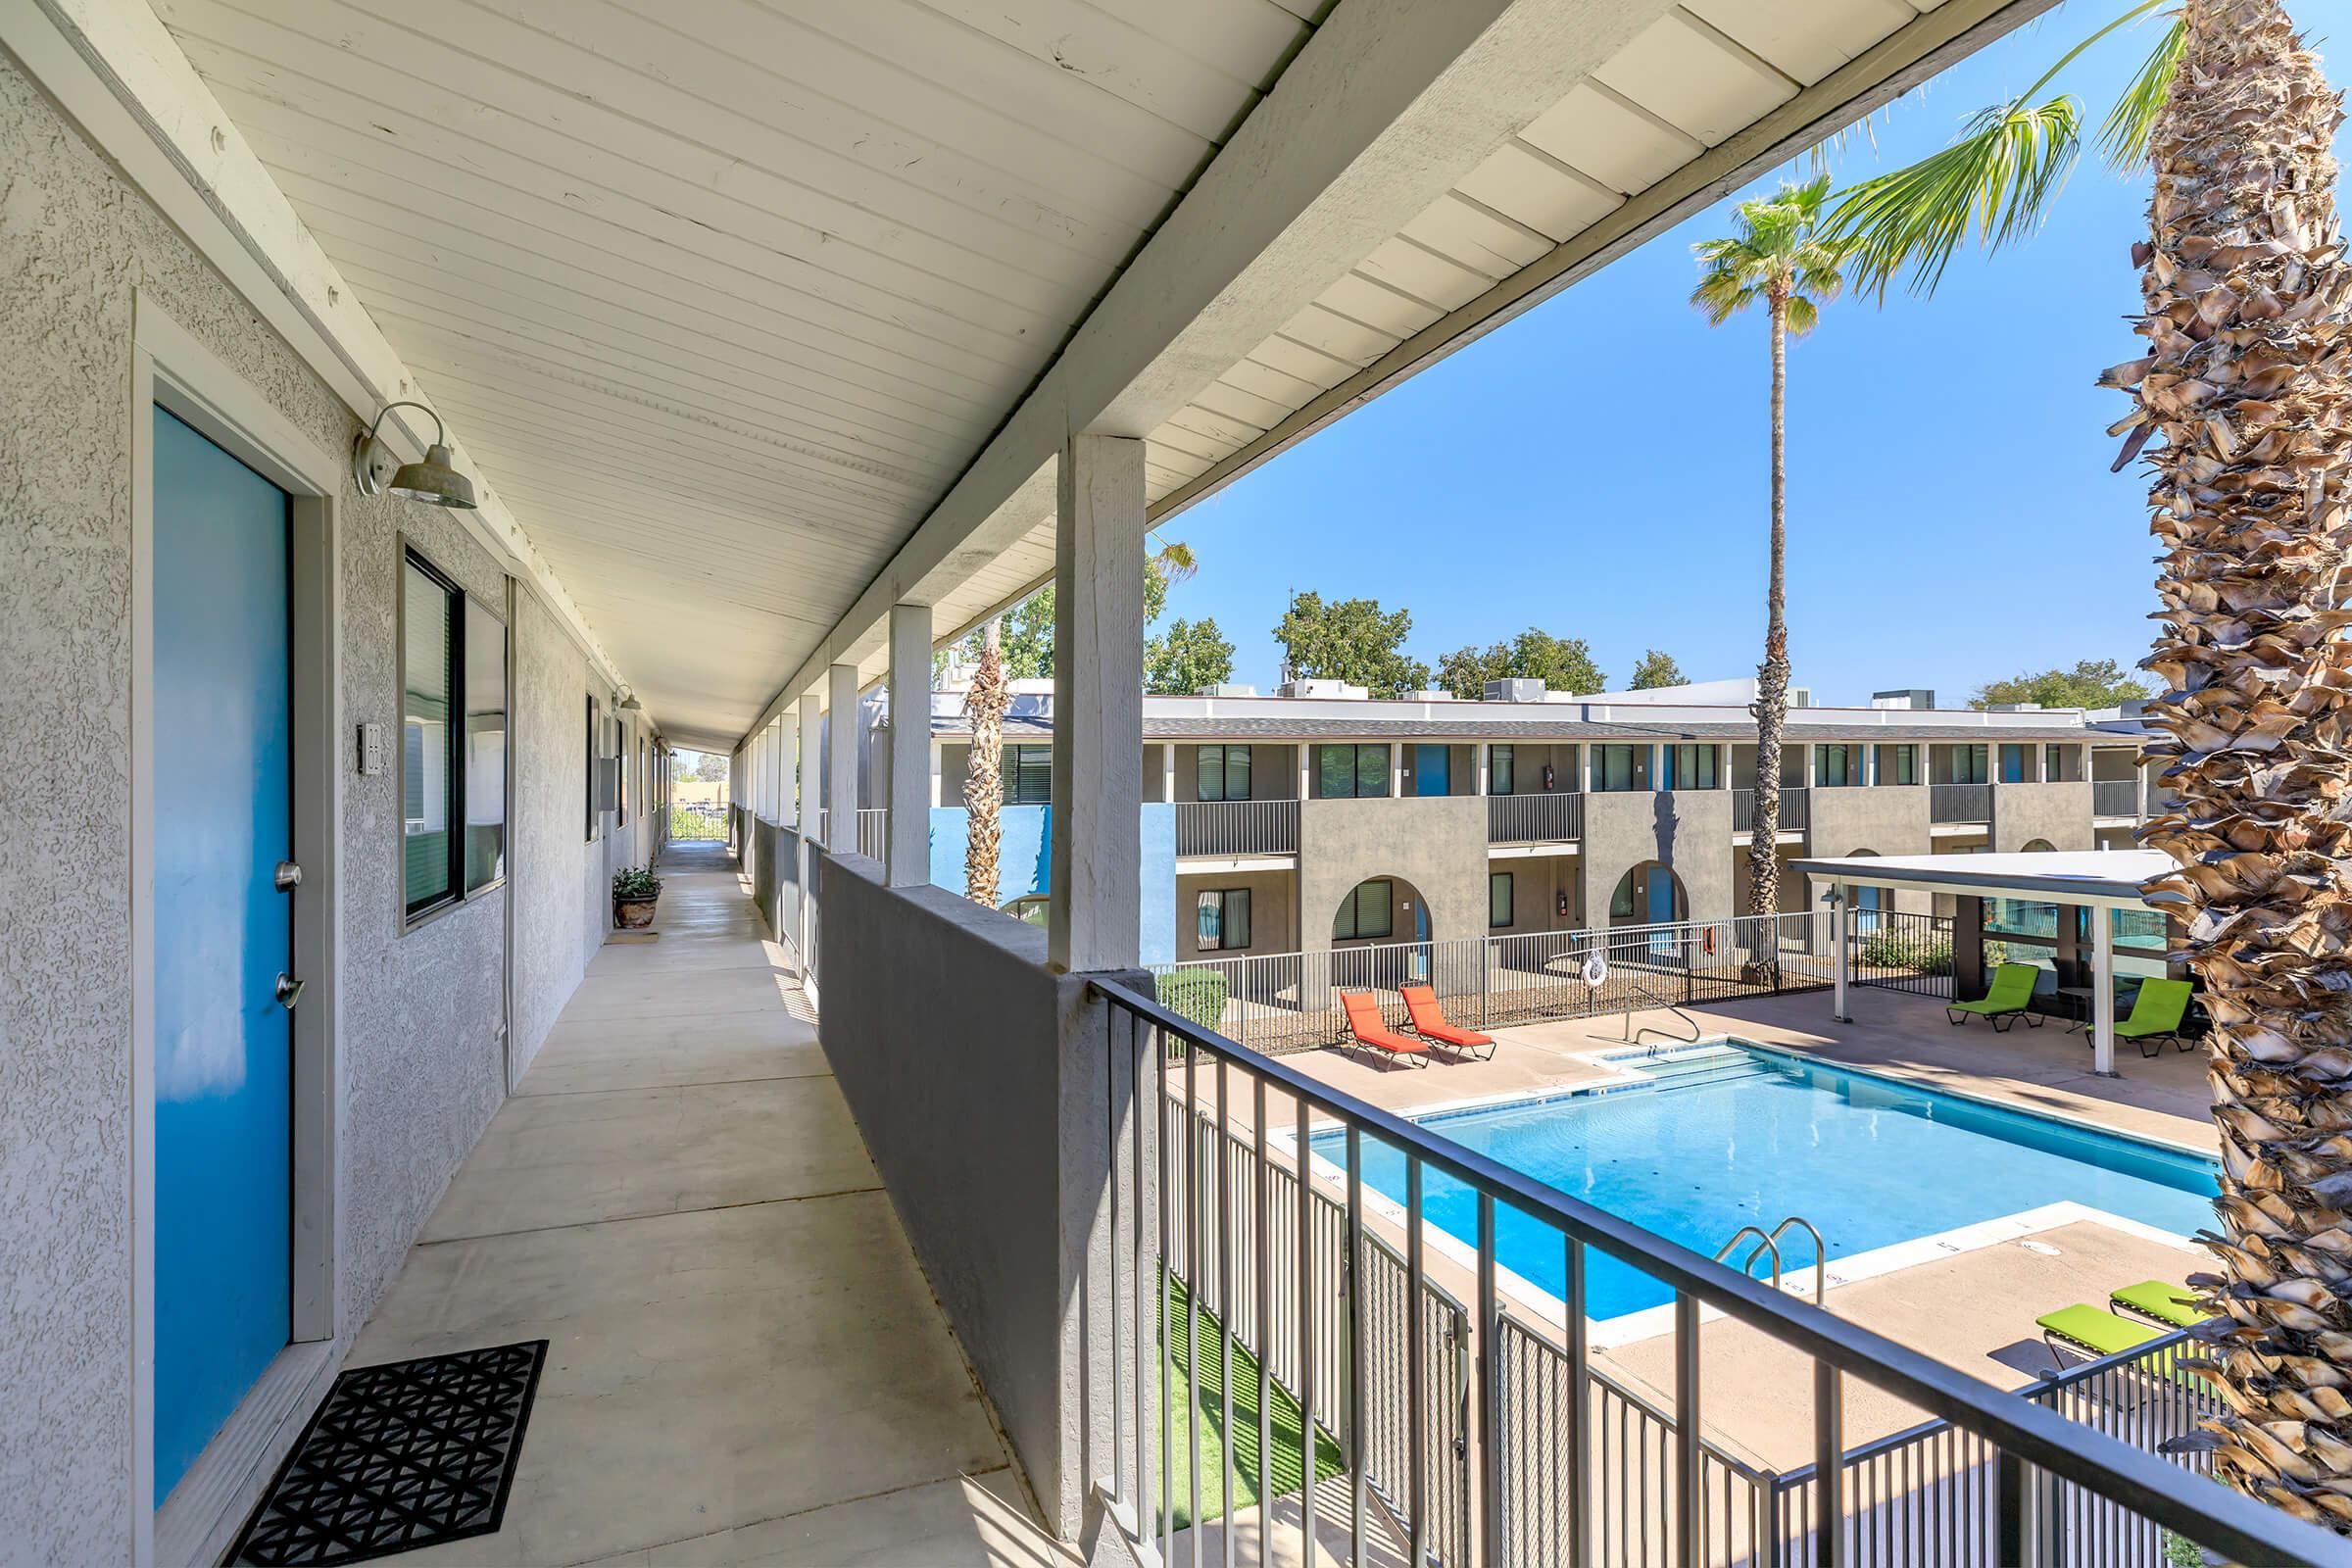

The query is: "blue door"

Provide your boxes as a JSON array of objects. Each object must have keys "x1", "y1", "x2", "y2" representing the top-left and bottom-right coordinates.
[
  {"x1": 1646, "y1": 865, "x2": 1679, "y2": 956},
  {"x1": 1414, "y1": 744, "x2": 1449, "y2": 797},
  {"x1": 152, "y1": 408, "x2": 294, "y2": 1503}
]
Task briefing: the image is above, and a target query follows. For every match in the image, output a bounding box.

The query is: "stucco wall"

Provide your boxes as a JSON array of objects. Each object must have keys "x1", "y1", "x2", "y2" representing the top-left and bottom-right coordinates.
[
  {"x1": 0, "y1": 56, "x2": 592, "y2": 1555},
  {"x1": 1297, "y1": 796, "x2": 1487, "y2": 949},
  {"x1": 510, "y1": 587, "x2": 602, "y2": 1081},
  {"x1": 1584, "y1": 789, "x2": 1735, "y2": 924},
  {"x1": 1494, "y1": 854, "x2": 1581, "y2": 931},
  {"x1": 1805, "y1": 784, "x2": 1936, "y2": 912},
  {"x1": 1993, "y1": 781, "x2": 2096, "y2": 852}
]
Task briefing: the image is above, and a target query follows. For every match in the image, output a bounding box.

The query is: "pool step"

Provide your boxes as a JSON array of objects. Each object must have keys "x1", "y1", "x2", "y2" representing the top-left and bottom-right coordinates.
[{"x1": 1639, "y1": 1054, "x2": 1782, "y2": 1092}]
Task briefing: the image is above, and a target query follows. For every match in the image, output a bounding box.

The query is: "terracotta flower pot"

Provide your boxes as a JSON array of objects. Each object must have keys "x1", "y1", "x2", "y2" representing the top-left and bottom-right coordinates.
[{"x1": 613, "y1": 895, "x2": 659, "y2": 930}]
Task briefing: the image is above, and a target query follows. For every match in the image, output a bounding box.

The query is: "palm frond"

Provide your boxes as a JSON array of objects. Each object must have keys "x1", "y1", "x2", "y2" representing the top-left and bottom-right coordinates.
[
  {"x1": 1150, "y1": 539, "x2": 1199, "y2": 584},
  {"x1": 1825, "y1": 97, "x2": 2083, "y2": 301},
  {"x1": 2097, "y1": 14, "x2": 2184, "y2": 172},
  {"x1": 1785, "y1": 295, "x2": 1821, "y2": 336}
]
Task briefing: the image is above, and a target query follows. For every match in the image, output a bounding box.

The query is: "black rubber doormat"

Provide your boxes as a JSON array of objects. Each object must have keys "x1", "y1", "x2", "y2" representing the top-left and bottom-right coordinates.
[{"x1": 227, "y1": 1340, "x2": 548, "y2": 1566}]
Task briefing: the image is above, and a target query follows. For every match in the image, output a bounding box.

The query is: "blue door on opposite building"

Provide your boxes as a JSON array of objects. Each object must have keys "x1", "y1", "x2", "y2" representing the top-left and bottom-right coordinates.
[
  {"x1": 1414, "y1": 744, "x2": 1449, "y2": 797},
  {"x1": 151, "y1": 407, "x2": 294, "y2": 1503}
]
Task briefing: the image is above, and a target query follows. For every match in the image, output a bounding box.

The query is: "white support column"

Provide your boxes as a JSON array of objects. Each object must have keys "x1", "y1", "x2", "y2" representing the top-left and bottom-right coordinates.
[
  {"x1": 1298, "y1": 745, "x2": 1311, "y2": 800},
  {"x1": 887, "y1": 604, "x2": 933, "y2": 886},
  {"x1": 1161, "y1": 743, "x2": 1177, "y2": 805},
  {"x1": 797, "y1": 695, "x2": 822, "y2": 838},
  {"x1": 930, "y1": 739, "x2": 944, "y2": 808},
  {"x1": 2091, "y1": 909, "x2": 2117, "y2": 1077},
  {"x1": 1476, "y1": 746, "x2": 1490, "y2": 796},
  {"x1": 828, "y1": 662, "x2": 860, "y2": 850},
  {"x1": 1391, "y1": 743, "x2": 1406, "y2": 799},
  {"x1": 1049, "y1": 434, "x2": 1147, "y2": 972}
]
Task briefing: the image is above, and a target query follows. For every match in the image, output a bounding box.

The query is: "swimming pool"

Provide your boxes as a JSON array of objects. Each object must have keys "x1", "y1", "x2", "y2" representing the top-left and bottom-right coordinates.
[{"x1": 1308, "y1": 1044, "x2": 2219, "y2": 1322}]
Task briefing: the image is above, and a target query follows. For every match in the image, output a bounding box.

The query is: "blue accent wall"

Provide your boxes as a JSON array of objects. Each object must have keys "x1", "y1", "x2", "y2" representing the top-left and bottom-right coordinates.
[{"x1": 927, "y1": 804, "x2": 1176, "y2": 966}]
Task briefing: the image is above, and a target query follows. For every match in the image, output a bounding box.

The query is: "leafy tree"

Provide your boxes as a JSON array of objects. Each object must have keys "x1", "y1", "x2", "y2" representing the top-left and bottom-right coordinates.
[
  {"x1": 1690, "y1": 175, "x2": 1846, "y2": 953},
  {"x1": 1436, "y1": 629, "x2": 1607, "y2": 699},
  {"x1": 1145, "y1": 616, "x2": 1236, "y2": 695},
  {"x1": 950, "y1": 543, "x2": 1177, "y2": 680},
  {"x1": 1273, "y1": 592, "x2": 1430, "y2": 697},
  {"x1": 1970, "y1": 660, "x2": 2151, "y2": 710},
  {"x1": 1629, "y1": 650, "x2": 1687, "y2": 690},
  {"x1": 674, "y1": 751, "x2": 728, "y2": 783}
]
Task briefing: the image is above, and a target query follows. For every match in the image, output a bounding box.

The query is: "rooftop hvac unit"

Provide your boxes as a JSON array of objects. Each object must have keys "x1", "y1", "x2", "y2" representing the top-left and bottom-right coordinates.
[
  {"x1": 1483, "y1": 678, "x2": 1546, "y2": 704},
  {"x1": 1871, "y1": 688, "x2": 1936, "y2": 710}
]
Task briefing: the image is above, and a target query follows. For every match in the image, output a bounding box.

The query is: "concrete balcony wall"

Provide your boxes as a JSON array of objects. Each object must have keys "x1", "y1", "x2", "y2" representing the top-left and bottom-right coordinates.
[
  {"x1": 0, "y1": 55, "x2": 616, "y2": 1557},
  {"x1": 1585, "y1": 789, "x2": 1735, "y2": 923},
  {"x1": 1806, "y1": 785, "x2": 1936, "y2": 913},
  {"x1": 1298, "y1": 795, "x2": 1487, "y2": 949},
  {"x1": 1993, "y1": 781, "x2": 2096, "y2": 852},
  {"x1": 815, "y1": 855, "x2": 1144, "y2": 1537}
]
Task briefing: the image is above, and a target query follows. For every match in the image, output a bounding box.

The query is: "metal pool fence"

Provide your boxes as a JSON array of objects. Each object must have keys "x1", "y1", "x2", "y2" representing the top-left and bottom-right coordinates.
[{"x1": 1151, "y1": 909, "x2": 1956, "y2": 1056}]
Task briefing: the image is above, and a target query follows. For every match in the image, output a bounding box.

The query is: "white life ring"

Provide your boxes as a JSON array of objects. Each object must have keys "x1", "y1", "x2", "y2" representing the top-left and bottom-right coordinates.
[{"x1": 1583, "y1": 952, "x2": 1609, "y2": 988}]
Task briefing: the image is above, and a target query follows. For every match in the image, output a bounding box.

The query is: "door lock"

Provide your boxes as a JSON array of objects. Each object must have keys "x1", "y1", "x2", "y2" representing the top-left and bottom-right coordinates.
[
  {"x1": 274, "y1": 860, "x2": 302, "y2": 892},
  {"x1": 274, "y1": 972, "x2": 305, "y2": 1010}
]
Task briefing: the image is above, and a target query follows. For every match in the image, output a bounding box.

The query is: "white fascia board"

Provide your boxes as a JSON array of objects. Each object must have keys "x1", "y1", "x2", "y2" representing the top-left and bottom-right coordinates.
[
  {"x1": 739, "y1": 0, "x2": 1688, "y2": 743},
  {"x1": 11, "y1": 0, "x2": 629, "y2": 698}
]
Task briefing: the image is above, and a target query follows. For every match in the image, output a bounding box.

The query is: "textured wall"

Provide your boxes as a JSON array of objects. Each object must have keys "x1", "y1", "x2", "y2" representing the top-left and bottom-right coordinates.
[
  {"x1": 510, "y1": 588, "x2": 599, "y2": 1080},
  {"x1": 1993, "y1": 781, "x2": 2096, "y2": 853},
  {"x1": 1297, "y1": 795, "x2": 1487, "y2": 949},
  {"x1": 1804, "y1": 785, "x2": 1936, "y2": 916},
  {"x1": 1584, "y1": 788, "x2": 1736, "y2": 924},
  {"x1": 0, "y1": 55, "x2": 586, "y2": 1554}
]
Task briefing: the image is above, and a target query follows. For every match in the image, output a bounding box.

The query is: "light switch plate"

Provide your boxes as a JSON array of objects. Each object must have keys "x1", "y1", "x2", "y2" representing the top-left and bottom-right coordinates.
[{"x1": 358, "y1": 720, "x2": 386, "y2": 777}]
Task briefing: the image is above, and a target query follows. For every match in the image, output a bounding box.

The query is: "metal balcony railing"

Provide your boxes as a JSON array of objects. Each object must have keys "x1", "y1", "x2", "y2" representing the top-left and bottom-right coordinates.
[
  {"x1": 1085, "y1": 979, "x2": 2341, "y2": 1568},
  {"x1": 1487, "y1": 791, "x2": 1583, "y2": 844},
  {"x1": 811, "y1": 807, "x2": 889, "y2": 859},
  {"x1": 1173, "y1": 799, "x2": 1300, "y2": 857},
  {"x1": 1732, "y1": 786, "x2": 1808, "y2": 834},
  {"x1": 2092, "y1": 779, "x2": 2142, "y2": 819},
  {"x1": 1931, "y1": 782, "x2": 1994, "y2": 823}
]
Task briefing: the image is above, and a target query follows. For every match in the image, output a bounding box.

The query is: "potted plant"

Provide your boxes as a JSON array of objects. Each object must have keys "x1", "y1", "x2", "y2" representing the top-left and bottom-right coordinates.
[{"x1": 612, "y1": 864, "x2": 662, "y2": 929}]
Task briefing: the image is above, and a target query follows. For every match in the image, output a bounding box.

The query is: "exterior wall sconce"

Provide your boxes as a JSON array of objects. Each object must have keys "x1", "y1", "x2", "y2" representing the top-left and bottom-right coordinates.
[{"x1": 354, "y1": 400, "x2": 477, "y2": 509}]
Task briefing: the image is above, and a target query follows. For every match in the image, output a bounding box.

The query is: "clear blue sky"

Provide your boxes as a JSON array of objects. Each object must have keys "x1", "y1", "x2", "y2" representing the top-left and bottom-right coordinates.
[{"x1": 1152, "y1": 0, "x2": 2352, "y2": 708}]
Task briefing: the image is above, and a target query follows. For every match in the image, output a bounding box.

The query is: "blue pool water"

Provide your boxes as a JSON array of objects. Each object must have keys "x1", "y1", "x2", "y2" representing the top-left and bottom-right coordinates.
[{"x1": 1309, "y1": 1046, "x2": 2219, "y2": 1322}]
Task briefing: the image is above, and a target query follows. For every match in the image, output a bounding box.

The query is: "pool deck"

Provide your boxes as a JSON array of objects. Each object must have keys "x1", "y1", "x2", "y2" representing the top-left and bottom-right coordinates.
[{"x1": 1218, "y1": 987, "x2": 2218, "y2": 1470}]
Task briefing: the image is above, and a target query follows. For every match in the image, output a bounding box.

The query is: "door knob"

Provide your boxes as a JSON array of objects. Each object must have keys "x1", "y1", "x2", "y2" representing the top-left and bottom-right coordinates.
[
  {"x1": 274, "y1": 860, "x2": 302, "y2": 892},
  {"x1": 274, "y1": 972, "x2": 305, "y2": 1010}
]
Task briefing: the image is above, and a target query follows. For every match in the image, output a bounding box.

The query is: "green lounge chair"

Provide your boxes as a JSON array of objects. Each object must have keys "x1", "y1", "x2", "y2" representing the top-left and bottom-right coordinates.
[
  {"x1": 2114, "y1": 977, "x2": 2194, "y2": 1058},
  {"x1": 1946, "y1": 962, "x2": 2044, "y2": 1032},
  {"x1": 2035, "y1": 1303, "x2": 2161, "y2": 1367},
  {"x1": 2111, "y1": 1280, "x2": 2201, "y2": 1330}
]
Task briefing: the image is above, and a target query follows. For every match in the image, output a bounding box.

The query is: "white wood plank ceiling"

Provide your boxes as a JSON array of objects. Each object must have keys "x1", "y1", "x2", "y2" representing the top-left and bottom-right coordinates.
[
  {"x1": 154, "y1": 0, "x2": 1319, "y2": 747},
  {"x1": 154, "y1": 0, "x2": 2004, "y2": 750}
]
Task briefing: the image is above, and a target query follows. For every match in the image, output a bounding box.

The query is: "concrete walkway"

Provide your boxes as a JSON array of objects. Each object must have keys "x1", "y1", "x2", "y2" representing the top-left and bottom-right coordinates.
[{"x1": 353, "y1": 840, "x2": 1070, "y2": 1566}]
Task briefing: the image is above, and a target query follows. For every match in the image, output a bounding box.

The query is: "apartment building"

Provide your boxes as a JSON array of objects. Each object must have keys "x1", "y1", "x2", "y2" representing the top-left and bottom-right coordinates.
[{"x1": 904, "y1": 680, "x2": 2157, "y2": 965}]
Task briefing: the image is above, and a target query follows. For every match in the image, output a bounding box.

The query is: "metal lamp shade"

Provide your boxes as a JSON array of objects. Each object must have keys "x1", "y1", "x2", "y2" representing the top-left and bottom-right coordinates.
[{"x1": 388, "y1": 443, "x2": 477, "y2": 509}]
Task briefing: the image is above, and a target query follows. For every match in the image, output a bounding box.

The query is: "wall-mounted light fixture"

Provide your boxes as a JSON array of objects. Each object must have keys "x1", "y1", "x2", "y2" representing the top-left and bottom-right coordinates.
[{"x1": 354, "y1": 400, "x2": 477, "y2": 509}]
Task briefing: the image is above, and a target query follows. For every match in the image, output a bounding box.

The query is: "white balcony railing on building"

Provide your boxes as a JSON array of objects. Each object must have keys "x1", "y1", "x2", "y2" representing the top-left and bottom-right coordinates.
[
  {"x1": 1731, "y1": 786, "x2": 1809, "y2": 834},
  {"x1": 1083, "y1": 975, "x2": 2338, "y2": 1568},
  {"x1": 1930, "y1": 782, "x2": 1993, "y2": 823},
  {"x1": 1487, "y1": 791, "x2": 1583, "y2": 844},
  {"x1": 1174, "y1": 799, "x2": 1300, "y2": 857},
  {"x1": 2092, "y1": 779, "x2": 2142, "y2": 819}
]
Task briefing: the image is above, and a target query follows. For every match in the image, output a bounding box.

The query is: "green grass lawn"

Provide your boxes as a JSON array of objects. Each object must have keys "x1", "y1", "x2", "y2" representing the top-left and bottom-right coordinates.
[{"x1": 1163, "y1": 1275, "x2": 1346, "y2": 1531}]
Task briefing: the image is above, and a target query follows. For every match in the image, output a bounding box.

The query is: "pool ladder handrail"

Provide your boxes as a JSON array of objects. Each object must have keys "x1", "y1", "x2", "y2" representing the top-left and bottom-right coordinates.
[
  {"x1": 1714, "y1": 1215, "x2": 1829, "y2": 1307},
  {"x1": 1616, "y1": 978, "x2": 1702, "y2": 1051}
]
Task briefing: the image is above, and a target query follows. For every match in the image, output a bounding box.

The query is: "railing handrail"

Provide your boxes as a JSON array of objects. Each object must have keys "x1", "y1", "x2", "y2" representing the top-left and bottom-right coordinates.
[{"x1": 1090, "y1": 976, "x2": 2338, "y2": 1566}]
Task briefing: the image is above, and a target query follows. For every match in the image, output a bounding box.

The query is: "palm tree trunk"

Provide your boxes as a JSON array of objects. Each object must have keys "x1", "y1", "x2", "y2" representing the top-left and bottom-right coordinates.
[
  {"x1": 964, "y1": 619, "x2": 1007, "y2": 909},
  {"x1": 1746, "y1": 292, "x2": 1792, "y2": 980},
  {"x1": 2132, "y1": 0, "x2": 2352, "y2": 1533}
]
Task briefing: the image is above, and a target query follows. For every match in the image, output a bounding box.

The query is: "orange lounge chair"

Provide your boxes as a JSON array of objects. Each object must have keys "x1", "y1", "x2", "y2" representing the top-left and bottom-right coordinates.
[
  {"x1": 1399, "y1": 984, "x2": 1496, "y2": 1060},
  {"x1": 1339, "y1": 990, "x2": 1431, "y2": 1070}
]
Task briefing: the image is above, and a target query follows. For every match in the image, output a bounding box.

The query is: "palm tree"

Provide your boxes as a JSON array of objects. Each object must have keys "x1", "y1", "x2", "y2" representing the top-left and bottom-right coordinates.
[
  {"x1": 1690, "y1": 175, "x2": 1847, "y2": 966},
  {"x1": 2118, "y1": 2, "x2": 2352, "y2": 1533},
  {"x1": 1823, "y1": 1, "x2": 2183, "y2": 300},
  {"x1": 963, "y1": 618, "x2": 1006, "y2": 909}
]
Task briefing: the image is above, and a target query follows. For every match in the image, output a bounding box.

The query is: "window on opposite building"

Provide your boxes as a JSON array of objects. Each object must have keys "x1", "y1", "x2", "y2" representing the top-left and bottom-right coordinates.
[
  {"x1": 1490, "y1": 744, "x2": 1515, "y2": 795},
  {"x1": 1666, "y1": 745, "x2": 1717, "y2": 790},
  {"x1": 1950, "y1": 745, "x2": 1988, "y2": 784},
  {"x1": 1315, "y1": 744, "x2": 1391, "y2": 798},
  {"x1": 1594, "y1": 745, "x2": 1643, "y2": 792},
  {"x1": 1198, "y1": 744, "x2": 1251, "y2": 802},
  {"x1": 1333, "y1": 879, "x2": 1394, "y2": 941},
  {"x1": 1004, "y1": 744, "x2": 1053, "y2": 804},
  {"x1": 1886, "y1": 744, "x2": 1919, "y2": 785},
  {"x1": 1815, "y1": 745, "x2": 1854, "y2": 787},
  {"x1": 1196, "y1": 888, "x2": 1252, "y2": 951},
  {"x1": 1490, "y1": 871, "x2": 1513, "y2": 928}
]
